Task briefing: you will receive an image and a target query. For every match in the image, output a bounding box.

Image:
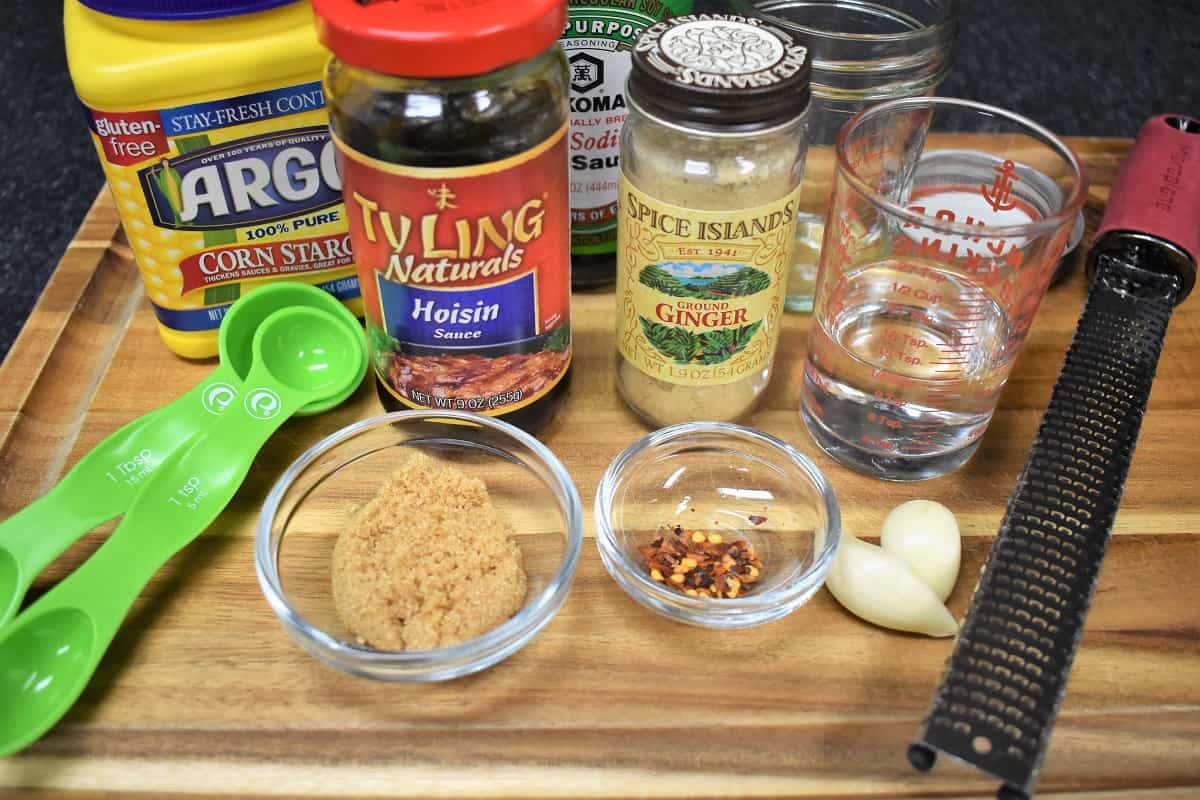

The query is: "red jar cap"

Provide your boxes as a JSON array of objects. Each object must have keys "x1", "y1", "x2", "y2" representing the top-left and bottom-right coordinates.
[{"x1": 313, "y1": 0, "x2": 566, "y2": 78}]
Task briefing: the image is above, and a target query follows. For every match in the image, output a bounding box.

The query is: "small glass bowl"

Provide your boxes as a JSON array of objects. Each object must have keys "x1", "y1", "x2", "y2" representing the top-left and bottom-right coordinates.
[
  {"x1": 255, "y1": 411, "x2": 583, "y2": 682},
  {"x1": 595, "y1": 422, "x2": 840, "y2": 629}
]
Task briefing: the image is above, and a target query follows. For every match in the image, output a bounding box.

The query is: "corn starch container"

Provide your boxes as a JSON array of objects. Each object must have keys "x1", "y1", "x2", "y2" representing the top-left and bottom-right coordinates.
[{"x1": 65, "y1": 0, "x2": 361, "y2": 359}]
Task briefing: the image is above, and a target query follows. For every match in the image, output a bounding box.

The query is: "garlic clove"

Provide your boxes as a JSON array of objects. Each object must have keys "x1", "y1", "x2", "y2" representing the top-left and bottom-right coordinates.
[
  {"x1": 879, "y1": 499, "x2": 962, "y2": 602},
  {"x1": 826, "y1": 535, "x2": 959, "y2": 638}
]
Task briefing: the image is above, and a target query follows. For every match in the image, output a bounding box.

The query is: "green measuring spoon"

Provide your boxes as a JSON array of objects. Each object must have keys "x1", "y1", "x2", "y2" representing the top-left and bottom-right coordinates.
[
  {"x1": 0, "y1": 305, "x2": 363, "y2": 757},
  {"x1": 0, "y1": 284, "x2": 365, "y2": 626}
]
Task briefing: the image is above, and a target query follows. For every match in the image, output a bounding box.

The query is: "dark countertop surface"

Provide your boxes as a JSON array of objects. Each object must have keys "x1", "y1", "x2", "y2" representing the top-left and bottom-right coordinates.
[{"x1": 2, "y1": 0, "x2": 1197, "y2": 361}]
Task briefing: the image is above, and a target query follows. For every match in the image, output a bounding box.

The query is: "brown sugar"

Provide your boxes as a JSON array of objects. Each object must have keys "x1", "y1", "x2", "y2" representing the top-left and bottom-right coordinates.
[{"x1": 331, "y1": 449, "x2": 527, "y2": 651}]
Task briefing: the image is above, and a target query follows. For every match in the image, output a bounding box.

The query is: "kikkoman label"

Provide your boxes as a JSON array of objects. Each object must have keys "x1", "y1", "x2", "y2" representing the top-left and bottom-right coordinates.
[
  {"x1": 616, "y1": 173, "x2": 798, "y2": 386},
  {"x1": 85, "y1": 82, "x2": 359, "y2": 335},
  {"x1": 562, "y1": 1, "x2": 688, "y2": 254},
  {"x1": 335, "y1": 126, "x2": 572, "y2": 416}
]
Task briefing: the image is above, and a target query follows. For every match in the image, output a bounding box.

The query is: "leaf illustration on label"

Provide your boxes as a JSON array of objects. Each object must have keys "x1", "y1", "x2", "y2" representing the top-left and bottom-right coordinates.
[
  {"x1": 697, "y1": 321, "x2": 762, "y2": 365},
  {"x1": 637, "y1": 264, "x2": 771, "y2": 299},
  {"x1": 368, "y1": 321, "x2": 403, "y2": 377},
  {"x1": 544, "y1": 322, "x2": 571, "y2": 353},
  {"x1": 640, "y1": 317, "x2": 762, "y2": 366},
  {"x1": 154, "y1": 160, "x2": 184, "y2": 227},
  {"x1": 640, "y1": 317, "x2": 700, "y2": 364}
]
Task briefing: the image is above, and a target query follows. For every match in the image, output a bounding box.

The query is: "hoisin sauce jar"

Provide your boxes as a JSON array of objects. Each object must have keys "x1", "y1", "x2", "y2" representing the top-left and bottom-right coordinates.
[{"x1": 314, "y1": 0, "x2": 572, "y2": 434}]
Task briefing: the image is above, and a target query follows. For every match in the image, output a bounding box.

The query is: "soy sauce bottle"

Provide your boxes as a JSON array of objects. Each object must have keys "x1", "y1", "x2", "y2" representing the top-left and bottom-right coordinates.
[{"x1": 562, "y1": 0, "x2": 694, "y2": 288}]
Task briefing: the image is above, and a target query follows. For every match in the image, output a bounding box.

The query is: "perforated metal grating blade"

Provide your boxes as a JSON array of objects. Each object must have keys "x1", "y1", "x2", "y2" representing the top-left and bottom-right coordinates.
[{"x1": 909, "y1": 253, "x2": 1183, "y2": 800}]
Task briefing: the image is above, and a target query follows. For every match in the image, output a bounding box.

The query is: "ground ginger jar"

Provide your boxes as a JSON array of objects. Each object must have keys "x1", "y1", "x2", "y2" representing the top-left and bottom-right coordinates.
[
  {"x1": 314, "y1": 0, "x2": 573, "y2": 434},
  {"x1": 615, "y1": 14, "x2": 811, "y2": 426}
]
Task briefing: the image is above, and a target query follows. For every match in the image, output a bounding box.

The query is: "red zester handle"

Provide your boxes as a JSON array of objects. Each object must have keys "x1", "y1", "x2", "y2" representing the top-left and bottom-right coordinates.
[{"x1": 1098, "y1": 115, "x2": 1200, "y2": 260}]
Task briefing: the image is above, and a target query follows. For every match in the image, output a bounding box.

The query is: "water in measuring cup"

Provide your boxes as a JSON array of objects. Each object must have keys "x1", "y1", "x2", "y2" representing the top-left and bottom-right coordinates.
[{"x1": 800, "y1": 258, "x2": 1013, "y2": 480}]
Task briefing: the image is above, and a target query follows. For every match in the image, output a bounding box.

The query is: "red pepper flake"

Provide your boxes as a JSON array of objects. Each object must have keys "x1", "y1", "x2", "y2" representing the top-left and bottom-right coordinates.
[
  {"x1": 639, "y1": 524, "x2": 764, "y2": 599},
  {"x1": 748, "y1": 515, "x2": 768, "y2": 526}
]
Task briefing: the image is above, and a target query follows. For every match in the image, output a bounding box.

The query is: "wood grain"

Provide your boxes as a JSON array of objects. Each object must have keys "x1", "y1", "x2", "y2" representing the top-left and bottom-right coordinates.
[{"x1": 1, "y1": 138, "x2": 1198, "y2": 798}]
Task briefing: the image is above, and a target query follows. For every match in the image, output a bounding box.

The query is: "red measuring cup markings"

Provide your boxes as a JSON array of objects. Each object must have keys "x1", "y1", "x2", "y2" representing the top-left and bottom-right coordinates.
[{"x1": 801, "y1": 99, "x2": 1085, "y2": 481}]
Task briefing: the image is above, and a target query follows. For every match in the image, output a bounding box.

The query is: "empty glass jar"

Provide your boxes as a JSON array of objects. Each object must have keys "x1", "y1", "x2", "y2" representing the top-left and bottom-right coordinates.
[{"x1": 735, "y1": 0, "x2": 959, "y2": 312}]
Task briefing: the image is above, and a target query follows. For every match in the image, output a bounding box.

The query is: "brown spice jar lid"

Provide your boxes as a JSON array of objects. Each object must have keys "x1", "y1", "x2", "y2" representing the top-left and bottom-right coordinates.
[{"x1": 629, "y1": 13, "x2": 812, "y2": 132}]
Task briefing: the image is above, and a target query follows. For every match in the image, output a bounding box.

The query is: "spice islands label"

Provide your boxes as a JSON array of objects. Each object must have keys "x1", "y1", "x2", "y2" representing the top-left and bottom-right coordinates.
[
  {"x1": 616, "y1": 172, "x2": 798, "y2": 387},
  {"x1": 335, "y1": 125, "x2": 572, "y2": 416}
]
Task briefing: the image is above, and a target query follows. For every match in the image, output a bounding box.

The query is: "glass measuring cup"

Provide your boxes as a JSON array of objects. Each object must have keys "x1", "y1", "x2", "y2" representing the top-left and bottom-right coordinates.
[
  {"x1": 800, "y1": 97, "x2": 1087, "y2": 481},
  {"x1": 734, "y1": 0, "x2": 959, "y2": 313}
]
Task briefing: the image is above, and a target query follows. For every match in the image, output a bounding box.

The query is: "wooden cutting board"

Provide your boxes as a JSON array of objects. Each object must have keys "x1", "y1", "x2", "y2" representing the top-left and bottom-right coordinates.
[{"x1": 1, "y1": 138, "x2": 1198, "y2": 799}]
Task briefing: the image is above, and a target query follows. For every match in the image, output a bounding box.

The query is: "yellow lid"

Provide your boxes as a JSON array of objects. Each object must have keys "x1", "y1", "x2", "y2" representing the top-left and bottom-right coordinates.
[
  {"x1": 66, "y1": 0, "x2": 327, "y2": 110},
  {"x1": 65, "y1": 0, "x2": 362, "y2": 360}
]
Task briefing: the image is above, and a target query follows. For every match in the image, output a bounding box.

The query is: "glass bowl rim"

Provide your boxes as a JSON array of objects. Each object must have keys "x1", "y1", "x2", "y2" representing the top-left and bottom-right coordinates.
[
  {"x1": 594, "y1": 421, "x2": 841, "y2": 619},
  {"x1": 254, "y1": 410, "x2": 584, "y2": 669}
]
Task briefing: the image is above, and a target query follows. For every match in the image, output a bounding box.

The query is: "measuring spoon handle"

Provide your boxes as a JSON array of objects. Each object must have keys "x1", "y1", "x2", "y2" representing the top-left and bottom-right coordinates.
[
  {"x1": 0, "y1": 379, "x2": 310, "y2": 755},
  {"x1": 0, "y1": 366, "x2": 243, "y2": 626},
  {"x1": 0, "y1": 410, "x2": 159, "y2": 560},
  {"x1": 36, "y1": 372, "x2": 307, "y2": 618}
]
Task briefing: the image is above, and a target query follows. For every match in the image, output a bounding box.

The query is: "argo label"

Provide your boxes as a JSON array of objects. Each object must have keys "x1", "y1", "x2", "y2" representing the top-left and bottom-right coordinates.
[
  {"x1": 616, "y1": 173, "x2": 799, "y2": 387},
  {"x1": 84, "y1": 81, "x2": 359, "y2": 339},
  {"x1": 139, "y1": 127, "x2": 341, "y2": 230},
  {"x1": 335, "y1": 125, "x2": 572, "y2": 416}
]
